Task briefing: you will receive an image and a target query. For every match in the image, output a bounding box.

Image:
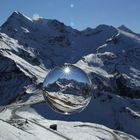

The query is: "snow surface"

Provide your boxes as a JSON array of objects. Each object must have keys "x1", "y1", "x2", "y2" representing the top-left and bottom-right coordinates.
[
  {"x1": 0, "y1": 106, "x2": 137, "y2": 140},
  {"x1": 0, "y1": 11, "x2": 140, "y2": 139}
]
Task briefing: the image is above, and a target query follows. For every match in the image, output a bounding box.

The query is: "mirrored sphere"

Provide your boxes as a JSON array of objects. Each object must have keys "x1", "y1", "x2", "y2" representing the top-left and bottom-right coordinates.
[{"x1": 43, "y1": 64, "x2": 92, "y2": 115}]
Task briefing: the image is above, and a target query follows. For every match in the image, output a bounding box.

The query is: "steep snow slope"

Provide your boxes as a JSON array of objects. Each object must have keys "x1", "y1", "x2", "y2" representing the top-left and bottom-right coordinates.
[
  {"x1": 96, "y1": 29, "x2": 140, "y2": 98},
  {"x1": 0, "y1": 11, "x2": 140, "y2": 139},
  {"x1": 0, "y1": 32, "x2": 47, "y2": 105}
]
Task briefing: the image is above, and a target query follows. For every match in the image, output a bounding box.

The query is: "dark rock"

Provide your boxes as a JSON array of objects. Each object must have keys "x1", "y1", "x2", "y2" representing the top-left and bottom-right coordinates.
[
  {"x1": 116, "y1": 74, "x2": 140, "y2": 98},
  {"x1": 50, "y1": 124, "x2": 57, "y2": 131}
]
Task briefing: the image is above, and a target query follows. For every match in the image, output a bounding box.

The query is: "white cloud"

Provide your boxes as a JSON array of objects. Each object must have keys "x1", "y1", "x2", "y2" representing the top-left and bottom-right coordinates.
[{"x1": 32, "y1": 13, "x2": 40, "y2": 20}]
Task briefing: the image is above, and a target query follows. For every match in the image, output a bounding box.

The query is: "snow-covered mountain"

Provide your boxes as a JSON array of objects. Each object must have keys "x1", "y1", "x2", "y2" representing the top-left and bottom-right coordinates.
[{"x1": 0, "y1": 11, "x2": 140, "y2": 139}]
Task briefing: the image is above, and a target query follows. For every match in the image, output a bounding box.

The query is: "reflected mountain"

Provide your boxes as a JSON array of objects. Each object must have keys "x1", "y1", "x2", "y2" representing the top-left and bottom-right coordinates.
[{"x1": 43, "y1": 78, "x2": 92, "y2": 114}]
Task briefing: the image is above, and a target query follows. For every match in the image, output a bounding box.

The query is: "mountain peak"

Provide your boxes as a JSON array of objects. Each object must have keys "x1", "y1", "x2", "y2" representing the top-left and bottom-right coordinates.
[
  {"x1": 11, "y1": 11, "x2": 23, "y2": 16},
  {"x1": 118, "y1": 25, "x2": 133, "y2": 33},
  {"x1": 1, "y1": 11, "x2": 32, "y2": 34},
  {"x1": 6, "y1": 11, "x2": 32, "y2": 23}
]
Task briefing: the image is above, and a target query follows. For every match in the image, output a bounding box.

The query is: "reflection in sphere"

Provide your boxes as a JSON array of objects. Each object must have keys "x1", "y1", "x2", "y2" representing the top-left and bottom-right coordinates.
[{"x1": 43, "y1": 64, "x2": 92, "y2": 115}]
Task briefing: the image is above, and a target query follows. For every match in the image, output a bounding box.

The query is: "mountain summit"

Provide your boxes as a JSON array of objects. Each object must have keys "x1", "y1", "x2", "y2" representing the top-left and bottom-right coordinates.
[{"x1": 118, "y1": 25, "x2": 134, "y2": 33}]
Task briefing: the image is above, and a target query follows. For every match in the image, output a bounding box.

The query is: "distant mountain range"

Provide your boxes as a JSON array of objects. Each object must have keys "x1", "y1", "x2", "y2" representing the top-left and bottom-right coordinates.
[{"x1": 0, "y1": 11, "x2": 140, "y2": 139}]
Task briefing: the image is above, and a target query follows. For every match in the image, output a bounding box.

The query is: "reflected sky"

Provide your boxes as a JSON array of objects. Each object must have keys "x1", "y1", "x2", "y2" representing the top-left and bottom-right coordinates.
[{"x1": 43, "y1": 64, "x2": 91, "y2": 87}]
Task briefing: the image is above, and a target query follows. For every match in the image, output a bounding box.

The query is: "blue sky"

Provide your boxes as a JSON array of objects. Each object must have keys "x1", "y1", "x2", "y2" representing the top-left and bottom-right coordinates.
[{"x1": 0, "y1": 0, "x2": 140, "y2": 33}]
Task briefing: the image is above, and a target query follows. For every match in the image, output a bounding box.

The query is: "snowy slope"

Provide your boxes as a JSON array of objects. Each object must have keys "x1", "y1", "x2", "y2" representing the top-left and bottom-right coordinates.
[
  {"x1": 0, "y1": 32, "x2": 47, "y2": 105},
  {"x1": 0, "y1": 105, "x2": 137, "y2": 140},
  {"x1": 0, "y1": 11, "x2": 140, "y2": 139}
]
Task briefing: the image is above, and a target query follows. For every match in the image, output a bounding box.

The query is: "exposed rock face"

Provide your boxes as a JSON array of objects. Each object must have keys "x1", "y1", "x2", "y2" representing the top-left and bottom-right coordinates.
[{"x1": 0, "y1": 55, "x2": 31, "y2": 105}]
